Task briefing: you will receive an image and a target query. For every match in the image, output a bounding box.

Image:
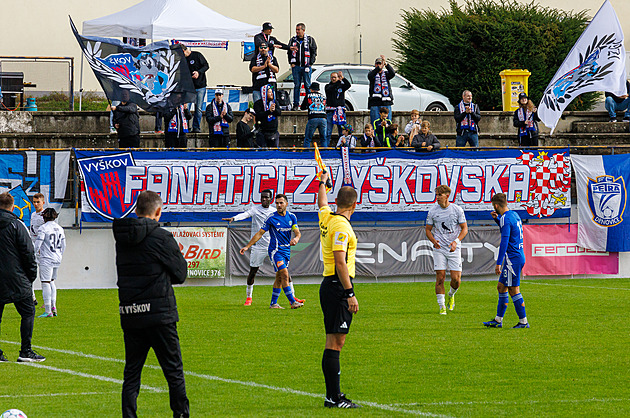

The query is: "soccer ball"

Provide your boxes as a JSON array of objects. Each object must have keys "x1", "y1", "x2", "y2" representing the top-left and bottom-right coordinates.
[{"x1": 0, "y1": 410, "x2": 27, "y2": 418}]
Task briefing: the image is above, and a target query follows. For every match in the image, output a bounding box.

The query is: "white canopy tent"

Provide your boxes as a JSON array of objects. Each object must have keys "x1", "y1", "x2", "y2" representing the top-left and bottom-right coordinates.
[{"x1": 82, "y1": 0, "x2": 259, "y2": 42}]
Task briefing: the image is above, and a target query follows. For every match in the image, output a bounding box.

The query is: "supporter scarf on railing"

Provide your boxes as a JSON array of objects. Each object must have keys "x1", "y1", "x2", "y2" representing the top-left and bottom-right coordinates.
[
  {"x1": 517, "y1": 107, "x2": 536, "y2": 137},
  {"x1": 458, "y1": 101, "x2": 477, "y2": 131},
  {"x1": 372, "y1": 71, "x2": 391, "y2": 102},
  {"x1": 211, "y1": 100, "x2": 229, "y2": 133}
]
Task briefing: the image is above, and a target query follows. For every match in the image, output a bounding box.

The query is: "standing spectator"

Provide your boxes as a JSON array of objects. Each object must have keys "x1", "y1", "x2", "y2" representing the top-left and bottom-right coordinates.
[
  {"x1": 254, "y1": 22, "x2": 288, "y2": 54},
  {"x1": 604, "y1": 80, "x2": 630, "y2": 122},
  {"x1": 361, "y1": 123, "x2": 381, "y2": 152},
  {"x1": 454, "y1": 90, "x2": 481, "y2": 148},
  {"x1": 325, "y1": 72, "x2": 351, "y2": 145},
  {"x1": 206, "y1": 90, "x2": 233, "y2": 148},
  {"x1": 112, "y1": 91, "x2": 141, "y2": 148},
  {"x1": 372, "y1": 107, "x2": 392, "y2": 145},
  {"x1": 0, "y1": 192, "x2": 44, "y2": 363},
  {"x1": 367, "y1": 55, "x2": 395, "y2": 125},
  {"x1": 113, "y1": 190, "x2": 189, "y2": 418},
  {"x1": 250, "y1": 42, "x2": 280, "y2": 102},
  {"x1": 163, "y1": 103, "x2": 192, "y2": 149},
  {"x1": 108, "y1": 101, "x2": 121, "y2": 134},
  {"x1": 513, "y1": 92, "x2": 541, "y2": 147},
  {"x1": 411, "y1": 121, "x2": 441, "y2": 152},
  {"x1": 154, "y1": 111, "x2": 163, "y2": 135},
  {"x1": 288, "y1": 23, "x2": 318, "y2": 110},
  {"x1": 253, "y1": 85, "x2": 281, "y2": 148},
  {"x1": 336, "y1": 124, "x2": 356, "y2": 149},
  {"x1": 236, "y1": 108, "x2": 257, "y2": 148},
  {"x1": 404, "y1": 109, "x2": 422, "y2": 141},
  {"x1": 182, "y1": 44, "x2": 209, "y2": 133},
  {"x1": 301, "y1": 82, "x2": 327, "y2": 148}
]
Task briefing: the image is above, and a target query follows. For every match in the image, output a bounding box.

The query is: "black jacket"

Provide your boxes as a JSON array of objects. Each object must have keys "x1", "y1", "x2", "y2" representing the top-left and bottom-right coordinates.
[
  {"x1": 254, "y1": 33, "x2": 288, "y2": 52},
  {"x1": 186, "y1": 51, "x2": 209, "y2": 89},
  {"x1": 411, "y1": 132, "x2": 441, "y2": 151},
  {"x1": 361, "y1": 134, "x2": 382, "y2": 148},
  {"x1": 454, "y1": 102, "x2": 481, "y2": 135},
  {"x1": 163, "y1": 105, "x2": 192, "y2": 139},
  {"x1": 253, "y1": 99, "x2": 281, "y2": 133},
  {"x1": 287, "y1": 35, "x2": 317, "y2": 66},
  {"x1": 300, "y1": 92, "x2": 327, "y2": 119},
  {"x1": 325, "y1": 78, "x2": 351, "y2": 108},
  {"x1": 113, "y1": 217, "x2": 187, "y2": 329},
  {"x1": 206, "y1": 99, "x2": 234, "y2": 136},
  {"x1": 236, "y1": 120, "x2": 255, "y2": 148},
  {"x1": 113, "y1": 102, "x2": 140, "y2": 138},
  {"x1": 512, "y1": 108, "x2": 541, "y2": 141},
  {"x1": 367, "y1": 64, "x2": 395, "y2": 107},
  {"x1": 0, "y1": 208, "x2": 37, "y2": 304}
]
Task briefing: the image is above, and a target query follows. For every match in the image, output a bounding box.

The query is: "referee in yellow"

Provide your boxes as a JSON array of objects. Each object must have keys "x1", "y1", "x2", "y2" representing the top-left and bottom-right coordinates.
[{"x1": 317, "y1": 171, "x2": 360, "y2": 409}]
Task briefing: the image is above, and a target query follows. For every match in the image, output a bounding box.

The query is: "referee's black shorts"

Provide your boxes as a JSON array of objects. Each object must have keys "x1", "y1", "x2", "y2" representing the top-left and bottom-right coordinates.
[{"x1": 319, "y1": 274, "x2": 354, "y2": 334}]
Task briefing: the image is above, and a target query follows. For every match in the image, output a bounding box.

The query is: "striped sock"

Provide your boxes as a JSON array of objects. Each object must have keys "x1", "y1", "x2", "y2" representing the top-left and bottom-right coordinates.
[
  {"x1": 283, "y1": 286, "x2": 296, "y2": 304},
  {"x1": 511, "y1": 293, "x2": 527, "y2": 323},
  {"x1": 270, "y1": 287, "x2": 281, "y2": 306},
  {"x1": 496, "y1": 292, "x2": 509, "y2": 321}
]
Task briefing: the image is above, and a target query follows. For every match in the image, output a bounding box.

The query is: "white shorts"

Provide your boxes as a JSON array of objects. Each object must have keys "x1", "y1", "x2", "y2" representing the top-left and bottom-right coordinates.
[
  {"x1": 433, "y1": 247, "x2": 462, "y2": 272},
  {"x1": 250, "y1": 246, "x2": 268, "y2": 268},
  {"x1": 39, "y1": 263, "x2": 59, "y2": 283}
]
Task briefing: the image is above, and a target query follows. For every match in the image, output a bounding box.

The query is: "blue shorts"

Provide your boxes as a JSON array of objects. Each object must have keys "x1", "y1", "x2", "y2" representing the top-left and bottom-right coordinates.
[
  {"x1": 499, "y1": 257, "x2": 524, "y2": 287},
  {"x1": 270, "y1": 250, "x2": 290, "y2": 272}
]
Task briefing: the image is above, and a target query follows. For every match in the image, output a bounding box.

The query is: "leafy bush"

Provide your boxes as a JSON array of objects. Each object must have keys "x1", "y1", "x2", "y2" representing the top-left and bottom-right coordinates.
[{"x1": 393, "y1": 0, "x2": 601, "y2": 110}]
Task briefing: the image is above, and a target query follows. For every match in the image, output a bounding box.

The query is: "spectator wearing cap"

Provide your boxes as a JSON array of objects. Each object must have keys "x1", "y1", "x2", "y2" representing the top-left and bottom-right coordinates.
[
  {"x1": 250, "y1": 41, "x2": 280, "y2": 102},
  {"x1": 604, "y1": 80, "x2": 630, "y2": 122},
  {"x1": 300, "y1": 82, "x2": 327, "y2": 148},
  {"x1": 513, "y1": 92, "x2": 540, "y2": 147},
  {"x1": 206, "y1": 89, "x2": 233, "y2": 148},
  {"x1": 368, "y1": 55, "x2": 395, "y2": 125},
  {"x1": 181, "y1": 44, "x2": 209, "y2": 133},
  {"x1": 288, "y1": 23, "x2": 318, "y2": 110},
  {"x1": 254, "y1": 22, "x2": 289, "y2": 55},
  {"x1": 336, "y1": 124, "x2": 356, "y2": 149},
  {"x1": 236, "y1": 108, "x2": 257, "y2": 148},
  {"x1": 325, "y1": 71, "x2": 351, "y2": 146},
  {"x1": 454, "y1": 90, "x2": 481, "y2": 147}
]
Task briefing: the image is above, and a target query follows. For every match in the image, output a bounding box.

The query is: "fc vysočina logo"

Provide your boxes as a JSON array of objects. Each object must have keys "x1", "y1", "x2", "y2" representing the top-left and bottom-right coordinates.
[
  {"x1": 77, "y1": 152, "x2": 137, "y2": 220},
  {"x1": 587, "y1": 175, "x2": 626, "y2": 227}
]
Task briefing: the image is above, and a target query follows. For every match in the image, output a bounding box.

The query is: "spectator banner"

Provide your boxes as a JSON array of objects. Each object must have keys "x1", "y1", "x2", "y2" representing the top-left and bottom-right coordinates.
[
  {"x1": 0, "y1": 150, "x2": 71, "y2": 226},
  {"x1": 75, "y1": 149, "x2": 571, "y2": 223},
  {"x1": 572, "y1": 154, "x2": 630, "y2": 252},
  {"x1": 70, "y1": 18, "x2": 196, "y2": 111},
  {"x1": 228, "y1": 226, "x2": 501, "y2": 278},
  {"x1": 523, "y1": 225, "x2": 618, "y2": 276},
  {"x1": 166, "y1": 227, "x2": 227, "y2": 279}
]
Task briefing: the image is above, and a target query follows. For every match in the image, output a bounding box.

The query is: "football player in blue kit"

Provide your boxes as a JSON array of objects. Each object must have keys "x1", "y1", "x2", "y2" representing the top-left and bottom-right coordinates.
[
  {"x1": 484, "y1": 193, "x2": 529, "y2": 329},
  {"x1": 240, "y1": 194, "x2": 304, "y2": 309}
]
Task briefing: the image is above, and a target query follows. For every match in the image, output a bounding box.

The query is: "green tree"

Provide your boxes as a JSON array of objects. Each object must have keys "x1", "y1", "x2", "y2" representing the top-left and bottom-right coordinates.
[{"x1": 393, "y1": 0, "x2": 600, "y2": 110}]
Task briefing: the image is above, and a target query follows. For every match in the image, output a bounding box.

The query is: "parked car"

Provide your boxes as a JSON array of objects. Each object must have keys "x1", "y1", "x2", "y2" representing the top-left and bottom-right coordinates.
[{"x1": 276, "y1": 64, "x2": 453, "y2": 112}]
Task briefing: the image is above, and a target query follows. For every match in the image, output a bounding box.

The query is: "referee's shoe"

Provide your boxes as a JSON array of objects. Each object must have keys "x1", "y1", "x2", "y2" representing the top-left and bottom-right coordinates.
[{"x1": 325, "y1": 394, "x2": 361, "y2": 408}]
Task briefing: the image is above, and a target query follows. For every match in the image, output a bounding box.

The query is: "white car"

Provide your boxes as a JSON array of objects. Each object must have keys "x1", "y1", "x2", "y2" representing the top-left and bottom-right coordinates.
[{"x1": 276, "y1": 64, "x2": 453, "y2": 112}]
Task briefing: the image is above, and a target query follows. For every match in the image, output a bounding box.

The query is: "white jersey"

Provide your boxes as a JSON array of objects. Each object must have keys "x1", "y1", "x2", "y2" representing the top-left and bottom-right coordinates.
[
  {"x1": 34, "y1": 221, "x2": 66, "y2": 265},
  {"x1": 232, "y1": 205, "x2": 276, "y2": 249},
  {"x1": 30, "y1": 210, "x2": 45, "y2": 242},
  {"x1": 426, "y1": 203, "x2": 466, "y2": 249}
]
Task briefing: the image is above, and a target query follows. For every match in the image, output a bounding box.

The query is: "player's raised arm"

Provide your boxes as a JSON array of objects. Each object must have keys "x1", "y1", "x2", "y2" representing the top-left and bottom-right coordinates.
[
  {"x1": 318, "y1": 171, "x2": 329, "y2": 208},
  {"x1": 240, "y1": 229, "x2": 266, "y2": 254}
]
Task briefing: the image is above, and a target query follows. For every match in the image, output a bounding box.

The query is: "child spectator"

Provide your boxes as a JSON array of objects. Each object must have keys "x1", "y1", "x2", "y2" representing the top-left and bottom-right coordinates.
[
  {"x1": 372, "y1": 107, "x2": 391, "y2": 145},
  {"x1": 336, "y1": 124, "x2": 356, "y2": 149},
  {"x1": 412, "y1": 121, "x2": 441, "y2": 152},
  {"x1": 404, "y1": 109, "x2": 422, "y2": 141},
  {"x1": 361, "y1": 123, "x2": 381, "y2": 152}
]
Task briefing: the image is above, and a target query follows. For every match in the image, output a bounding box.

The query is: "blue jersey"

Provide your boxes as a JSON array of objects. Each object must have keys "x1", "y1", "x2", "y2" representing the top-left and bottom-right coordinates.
[
  {"x1": 495, "y1": 210, "x2": 525, "y2": 266},
  {"x1": 261, "y1": 210, "x2": 299, "y2": 256}
]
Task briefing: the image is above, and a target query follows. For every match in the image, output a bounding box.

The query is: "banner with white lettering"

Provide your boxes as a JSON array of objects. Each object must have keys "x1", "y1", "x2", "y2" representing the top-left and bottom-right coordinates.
[
  {"x1": 228, "y1": 226, "x2": 501, "y2": 278},
  {"x1": 523, "y1": 224, "x2": 618, "y2": 276},
  {"x1": 75, "y1": 149, "x2": 571, "y2": 223},
  {"x1": 166, "y1": 227, "x2": 227, "y2": 279}
]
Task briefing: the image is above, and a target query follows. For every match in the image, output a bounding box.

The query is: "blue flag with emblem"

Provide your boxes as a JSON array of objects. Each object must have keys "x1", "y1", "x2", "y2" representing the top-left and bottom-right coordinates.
[{"x1": 9, "y1": 185, "x2": 33, "y2": 227}]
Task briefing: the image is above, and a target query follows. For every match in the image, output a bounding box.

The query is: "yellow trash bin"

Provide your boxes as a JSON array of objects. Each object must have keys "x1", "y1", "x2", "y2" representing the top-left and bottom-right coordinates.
[{"x1": 500, "y1": 69, "x2": 531, "y2": 111}]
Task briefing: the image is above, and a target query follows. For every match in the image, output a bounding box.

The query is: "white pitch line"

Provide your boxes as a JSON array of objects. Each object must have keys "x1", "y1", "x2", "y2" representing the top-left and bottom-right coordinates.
[
  {"x1": 0, "y1": 340, "x2": 451, "y2": 417},
  {"x1": 390, "y1": 397, "x2": 630, "y2": 407},
  {"x1": 0, "y1": 391, "x2": 119, "y2": 399},
  {"x1": 525, "y1": 281, "x2": 630, "y2": 291},
  {"x1": 18, "y1": 362, "x2": 166, "y2": 393}
]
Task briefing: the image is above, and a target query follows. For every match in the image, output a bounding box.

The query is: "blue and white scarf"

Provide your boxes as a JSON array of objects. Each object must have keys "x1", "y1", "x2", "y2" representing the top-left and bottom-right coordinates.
[
  {"x1": 261, "y1": 85, "x2": 276, "y2": 122},
  {"x1": 517, "y1": 107, "x2": 536, "y2": 137},
  {"x1": 211, "y1": 99, "x2": 229, "y2": 133},
  {"x1": 167, "y1": 105, "x2": 189, "y2": 136},
  {"x1": 458, "y1": 101, "x2": 477, "y2": 131},
  {"x1": 372, "y1": 71, "x2": 391, "y2": 102}
]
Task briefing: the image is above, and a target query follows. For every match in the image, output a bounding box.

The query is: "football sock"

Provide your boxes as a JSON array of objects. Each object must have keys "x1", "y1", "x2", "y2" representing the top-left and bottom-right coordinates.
[
  {"x1": 289, "y1": 280, "x2": 297, "y2": 297},
  {"x1": 436, "y1": 293, "x2": 445, "y2": 308},
  {"x1": 50, "y1": 280, "x2": 57, "y2": 309},
  {"x1": 511, "y1": 293, "x2": 527, "y2": 322},
  {"x1": 41, "y1": 282, "x2": 52, "y2": 315},
  {"x1": 448, "y1": 286, "x2": 458, "y2": 297},
  {"x1": 283, "y1": 286, "x2": 297, "y2": 304},
  {"x1": 497, "y1": 292, "x2": 509, "y2": 320},
  {"x1": 322, "y1": 349, "x2": 341, "y2": 401},
  {"x1": 246, "y1": 285, "x2": 253, "y2": 298},
  {"x1": 270, "y1": 287, "x2": 281, "y2": 305}
]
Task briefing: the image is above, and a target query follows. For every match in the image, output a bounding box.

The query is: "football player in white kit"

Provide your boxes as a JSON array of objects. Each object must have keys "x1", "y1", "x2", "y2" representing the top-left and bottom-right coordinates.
[
  {"x1": 29, "y1": 193, "x2": 46, "y2": 307},
  {"x1": 223, "y1": 189, "x2": 304, "y2": 306},
  {"x1": 426, "y1": 185, "x2": 468, "y2": 315},
  {"x1": 34, "y1": 208, "x2": 65, "y2": 318}
]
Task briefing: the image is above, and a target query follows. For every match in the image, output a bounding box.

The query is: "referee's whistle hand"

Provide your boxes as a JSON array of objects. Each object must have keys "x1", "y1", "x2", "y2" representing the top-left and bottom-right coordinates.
[{"x1": 347, "y1": 296, "x2": 358, "y2": 314}]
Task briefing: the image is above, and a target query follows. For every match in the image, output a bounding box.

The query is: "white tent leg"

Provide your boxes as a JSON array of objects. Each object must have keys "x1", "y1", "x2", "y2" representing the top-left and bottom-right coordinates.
[{"x1": 79, "y1": 53, "x2": 84, "y2": 111}]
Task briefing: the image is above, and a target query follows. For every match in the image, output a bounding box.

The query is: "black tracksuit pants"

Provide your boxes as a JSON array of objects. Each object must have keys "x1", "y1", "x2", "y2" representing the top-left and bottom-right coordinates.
[
  {"x1": 122, "y1": 322, "x2": 189, "y2": 418},
  {"x1": 0, "y1": 296, "x2": 35, "y2": 354}
]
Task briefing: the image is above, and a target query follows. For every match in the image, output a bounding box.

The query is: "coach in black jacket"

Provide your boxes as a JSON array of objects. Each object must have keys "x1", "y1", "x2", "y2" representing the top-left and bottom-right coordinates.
[
  {"x1": 113, "y1": 190, "x2": 189, "y2": 418},
  {"x1": 0, "y1": 192, "x2": 43, "y2": 363}
]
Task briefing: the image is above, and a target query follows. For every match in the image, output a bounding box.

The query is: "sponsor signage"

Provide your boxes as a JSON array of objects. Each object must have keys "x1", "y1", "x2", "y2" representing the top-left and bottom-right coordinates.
[{"x1": 167, "y1": 227, "x2": 227, "y2": 279}]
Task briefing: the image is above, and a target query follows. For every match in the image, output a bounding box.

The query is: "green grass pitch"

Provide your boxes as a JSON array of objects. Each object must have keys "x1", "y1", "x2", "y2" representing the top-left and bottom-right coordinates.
[{"x1": 1, "y1": 278, "x2": 629, "y2": 417}]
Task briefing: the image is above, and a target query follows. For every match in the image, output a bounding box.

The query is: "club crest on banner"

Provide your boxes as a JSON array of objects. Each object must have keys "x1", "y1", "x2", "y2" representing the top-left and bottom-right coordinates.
[
  {"x1": 517, "y1": 151, "x2": 571, "y2": 218},
  {"x1": 77, "y1": 152, "x2": 137, "y2": 220},
  {"x1": 587, "y1": 175, "x2": 626, "y2": 227},
  {"x1": 9, "y1": 185, "x2": 33, "y2": 226}
]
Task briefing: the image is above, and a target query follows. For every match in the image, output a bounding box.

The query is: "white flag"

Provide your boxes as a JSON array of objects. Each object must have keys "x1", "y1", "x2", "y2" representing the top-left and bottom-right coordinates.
[{"x1": 538, "y1": 0, "x2": 626, "y2": 134}]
